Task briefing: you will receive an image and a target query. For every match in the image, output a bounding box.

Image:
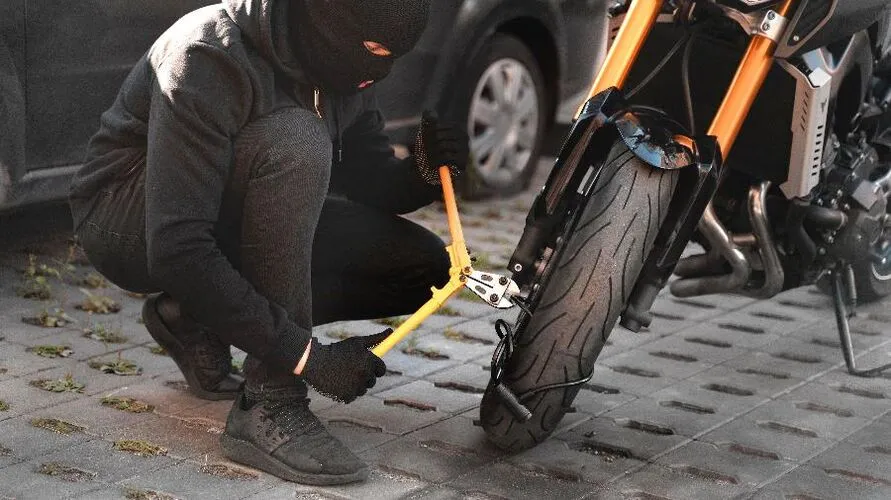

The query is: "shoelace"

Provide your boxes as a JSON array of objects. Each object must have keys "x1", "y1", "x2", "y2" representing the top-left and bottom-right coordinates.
[{"x1": 263, "y1": 398, "x2": 324, "y2": 437}]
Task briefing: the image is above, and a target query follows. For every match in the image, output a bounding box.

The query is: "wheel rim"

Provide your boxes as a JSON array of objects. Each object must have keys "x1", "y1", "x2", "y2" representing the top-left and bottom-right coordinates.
[
  {"x1": 872, "y1": 242, "x2": 891, "y2": 281},
  {"x1": 468, "y1": 58, "x2": 541, "y2": 188}
]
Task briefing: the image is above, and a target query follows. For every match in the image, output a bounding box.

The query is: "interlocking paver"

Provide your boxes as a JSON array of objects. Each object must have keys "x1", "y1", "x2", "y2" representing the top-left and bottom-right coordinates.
[
  {"x1": 0, "y1": 458, "x2": 101, "y2": 498},
  {"x1": 359, "y1": 435, "x2": 491, "y2": 484},
  {"x1": 107, "y1": 414, "x2": 221, "y2": 460},
  {"x1": 585, "y1": 363, "x2": 682, "y2": 398},
  {"x1": 806, "y1": 441, "x2": 891, "y2": 488},
  {"x1": 699, "y1": 416, "x2": 838, "y2": 463},
  {"x1": 781, "y1": 380, "x2": 889, "y2": 420},
  {"x1": 506, "y1": 437, "x2": 645, "y2": 484},
  {"x1": 447, "y1": 462, "x2": 603, "y2": 499},
  {"x1": 678, "y1": 321, "x2": 784, "y2": 350},
  {"x1": 722, "y1": 349, "x2": 834, "y2": 381},
  {"x1": 748, "y1": 394, "x2": 873, "y2": 439},
  {"x1": 604, "y1": 394, "x2": 733, "y2": 440},
  {"x1": 372, "y1": 380, "x2": 482, "y2": 414},
  {"x1": 120, "y1": 461, "x2": 277, "y2": 499},
  {"x1": 609, "y1": 463, "x2": 751, "y2": 499},
  {"x1": 605, "y1": 347, "x2": 715, "y2": 380},
  {"x1": 655, "y1": 440, "x2": 797, "y2": 489},
  {"x1": 319, "y1": 397, "x2": 449, "y2": 436},
  {"x1": 751, "y1": 464, "x2": 891, "y2": 500},
  {"x1": 561, "y1": 415, "x2": 688, "y2": 462},
  {"x1": 36, "y1": 437, "x2": 180, "y2": 483},
  {"x1": 277, "y1": 468, "x2": 430, "y2": 500},
  {"x1": 0, "y1": 416, "x2": 92, "y2": 466},
  {"x1": 571, "y1": 380, "x2": 639, "y2": 416},
  {"x1": 406, "y1": 416, "x2": 503, "y2": 459},
  {"x1": 685, "y1": 365, "x2": 804, "y2": 399},
  {"x1": 642, "y1": 332, "x2": 750, "y2": 365}
]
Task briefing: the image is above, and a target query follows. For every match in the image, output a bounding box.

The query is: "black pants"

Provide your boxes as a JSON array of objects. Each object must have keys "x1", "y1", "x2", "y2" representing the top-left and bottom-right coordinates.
[{"x1": 73, "y1": 108, "x2": 449, "y2": 393}]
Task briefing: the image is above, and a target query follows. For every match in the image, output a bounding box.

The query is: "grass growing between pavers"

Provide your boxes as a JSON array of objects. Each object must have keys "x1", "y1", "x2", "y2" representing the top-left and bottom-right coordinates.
[
  {"x1": 375, "y1": 316, "x2": 406, "y2": 328},
  {"x1": 401, "y1": 334, "x2": 449, "y2": 360},
  {"x1": 199, "y1": 463, "x2": 259, "y2": 481},
  {"x1": 0, "y1": 400, "x2": 9, "y2": 411},
  {"x1": 83, "y1": 323, "x2": 128, "y2": 344},
  {"x1": 17, "y1": 254, "x2": 62, "y2": 300},
  {"x1": 76, "y1": 289, "x2": 121, "y2": 314},
  {"x1": 27, "y1": 344, "x2": 73, "y2": 358},
  {"x1": 231, "y1": 358, "x2": 243, "y2": 374},
  {"x1": 114, "y1": 439, "x2": 168, "y2": 457},
  {"x1": 37, "y1": 462, "x2": 97, "y2": 482},
  {"x1": 443, "y1": 328, "x2": 494, "y2": 345},
  {"x1": 148, "y1": 344, "x2": 168, "y2": 356},
  {"x1": 101, "y1": 396, "x2": 155, "y2": 413},
  {"x1": 436, "y1": 305, "x2": 463, "y2": 317},
  {"x1": 89, "y1": 356, "x2": 142, "y2": 376},
  {"x1": 81, "y1": 272, "x2": 109, "y2": 289},
  {"x1": 22, "y1": 308, "x2": 75, "y2": 328},
  {"x1": 30, "y1": 418, "x2": 86, "y2": 435},
  {"x1": 325, "y1": 328, "x2": 353, "y2": 340},
  {"x1": 124, "y1": 487, "x2": 180, "y2": 500},
  {"x1": 30, "y1": 374, "x2": 86, "y2": 393}
]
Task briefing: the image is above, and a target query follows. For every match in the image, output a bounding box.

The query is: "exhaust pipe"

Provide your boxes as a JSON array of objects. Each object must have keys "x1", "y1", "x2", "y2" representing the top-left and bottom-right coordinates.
[{"x1": 671, "y1": 203, "x2": 751, "y2": 297}]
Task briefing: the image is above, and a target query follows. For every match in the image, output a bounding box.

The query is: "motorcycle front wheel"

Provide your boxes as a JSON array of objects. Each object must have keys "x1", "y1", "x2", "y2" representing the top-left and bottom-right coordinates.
[{"x1": 480, "y1": 141, "x2": 679, "y2": 452}]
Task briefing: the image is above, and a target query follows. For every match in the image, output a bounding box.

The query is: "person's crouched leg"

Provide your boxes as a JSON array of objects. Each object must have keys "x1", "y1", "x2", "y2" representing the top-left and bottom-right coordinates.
[
  {"x1": 72, "y1": 158, "x2": 244, "y2": 400},
  {"x1": 217, "y1": 107, "x2": 367, "y2": 484}
]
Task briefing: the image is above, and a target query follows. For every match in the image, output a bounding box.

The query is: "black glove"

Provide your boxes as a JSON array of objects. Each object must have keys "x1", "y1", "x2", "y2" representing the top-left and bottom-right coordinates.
[
  {"x1": 415, "y1": 110, "x2": 470, "y2": 185},
  {"x1": 302, "y1": 329, "x2": 390, "y2": 403}
]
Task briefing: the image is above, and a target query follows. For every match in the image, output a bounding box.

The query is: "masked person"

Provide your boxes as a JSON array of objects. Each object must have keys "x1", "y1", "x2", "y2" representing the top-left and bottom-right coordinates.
[{"x1": 68, "y1": 0, "x2": 468, "y2": 485}]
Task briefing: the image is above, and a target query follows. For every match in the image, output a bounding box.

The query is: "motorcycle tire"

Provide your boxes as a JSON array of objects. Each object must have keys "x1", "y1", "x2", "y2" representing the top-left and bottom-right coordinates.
[{"x1": 480, "y1": 141, "x2": 678, "y2": 452}]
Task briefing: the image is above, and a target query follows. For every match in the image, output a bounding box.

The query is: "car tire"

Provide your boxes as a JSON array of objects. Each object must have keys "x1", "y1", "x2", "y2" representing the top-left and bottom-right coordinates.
[{"x1": 448, "y1": 33, "x2": 549, "y2": 200}]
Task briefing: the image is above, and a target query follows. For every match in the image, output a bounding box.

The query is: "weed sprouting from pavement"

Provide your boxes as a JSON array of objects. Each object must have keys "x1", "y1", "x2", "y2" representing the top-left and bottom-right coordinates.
[
  {"x1": 27, "y1": 345, "x2": 73, "y2": 358},
  {"x1": 101, "y1": 396, "x2": 155, "y2": 413},
  {"x1": 114, "y1": 439, "x2": 168, "y2": 457},
  {"x1": 30, "y1": 374, "x2": 86, "y2": 393}
]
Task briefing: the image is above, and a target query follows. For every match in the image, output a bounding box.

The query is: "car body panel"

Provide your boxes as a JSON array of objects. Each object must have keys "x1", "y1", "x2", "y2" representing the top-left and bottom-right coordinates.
[
  {"x1": 0, "y1": 0, "x2": 606, "y2": 209},
  {"x1": 24, "y1": 0, "x2": 214, "y2": 172}
]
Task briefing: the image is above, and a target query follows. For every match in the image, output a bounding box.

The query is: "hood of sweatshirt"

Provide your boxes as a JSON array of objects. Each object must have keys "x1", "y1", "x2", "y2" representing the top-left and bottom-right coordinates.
[{"x1": 224, "y1": 0, "x2": 306, "y2": 84}]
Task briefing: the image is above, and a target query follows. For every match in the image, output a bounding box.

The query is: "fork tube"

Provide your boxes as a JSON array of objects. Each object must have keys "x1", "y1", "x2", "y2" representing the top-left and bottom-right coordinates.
[
  {"x1": 706, "y1": 0, "x2": 797, "y2": 156},
  {"x1": 574, "y1": 0, "x2": 662, "y2": 119}
]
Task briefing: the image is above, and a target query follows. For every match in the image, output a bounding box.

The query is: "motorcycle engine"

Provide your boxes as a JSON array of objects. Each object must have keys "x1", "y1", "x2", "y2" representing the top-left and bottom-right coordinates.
[{"x1": 812, "y1": 140, "x2": 891, "y2": 267}]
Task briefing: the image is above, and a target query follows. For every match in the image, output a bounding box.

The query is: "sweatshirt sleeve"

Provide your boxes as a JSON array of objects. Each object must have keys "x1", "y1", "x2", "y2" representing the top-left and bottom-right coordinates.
[
  {"x1": 144, "y1": 42, "x2": 311, "y2": 372},
  {"x1": 330, "y1": 91, "x2": 440, "y2": 214}
]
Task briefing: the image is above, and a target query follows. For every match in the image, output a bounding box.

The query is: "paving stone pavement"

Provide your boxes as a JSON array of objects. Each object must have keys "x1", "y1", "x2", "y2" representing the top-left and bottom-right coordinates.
[{"x1": 1, "y1": 162, "x2": 890, "y2": 499}]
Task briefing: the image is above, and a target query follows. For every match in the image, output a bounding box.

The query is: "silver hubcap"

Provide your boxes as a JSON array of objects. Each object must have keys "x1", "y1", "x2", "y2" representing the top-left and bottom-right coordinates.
[{"x1": 468, "y1": 58, "x2": 541, "y2": 188}]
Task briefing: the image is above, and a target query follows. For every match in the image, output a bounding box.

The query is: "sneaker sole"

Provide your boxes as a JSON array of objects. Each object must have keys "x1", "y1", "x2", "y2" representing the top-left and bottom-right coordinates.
[
  {"x1": 220, "y1": 434, "x2": 369, "y2": 485},
  {"x1": 142, "y1": 295, "x2": 238, "y2": 401}
]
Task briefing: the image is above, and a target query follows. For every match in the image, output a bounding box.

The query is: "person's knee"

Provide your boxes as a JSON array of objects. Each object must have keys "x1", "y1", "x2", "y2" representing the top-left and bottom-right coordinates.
[
  {"x1": 409, "y1": 226, "x2": 450, "y2": 287},
  {"x1": 233, "y1": 107, "x2": 331, "y2": 181}
]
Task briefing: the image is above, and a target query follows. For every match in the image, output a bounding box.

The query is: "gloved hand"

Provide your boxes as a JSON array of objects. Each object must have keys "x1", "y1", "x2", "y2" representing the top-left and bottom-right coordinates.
[
  {"x1": 302, "y1": 329, "x2": 391, "y2": 403},
  {"x1": 415, "y1": 110, "x2": 470, "y2": 185}
]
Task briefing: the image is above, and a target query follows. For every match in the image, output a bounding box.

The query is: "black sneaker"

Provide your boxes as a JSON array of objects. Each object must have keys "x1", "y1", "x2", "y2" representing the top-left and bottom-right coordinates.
[
  {"x1": 142, "y1": 293, "x2": 243, "y2": 400},
  {"x1": 221, "y1": 392, "x2": 369, "y2": 485}
]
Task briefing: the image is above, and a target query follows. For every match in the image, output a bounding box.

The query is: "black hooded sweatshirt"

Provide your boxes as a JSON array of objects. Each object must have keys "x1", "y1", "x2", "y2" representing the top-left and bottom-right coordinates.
[{"x1": 69, "y1": 0, "x2": 440, "y2": 372}]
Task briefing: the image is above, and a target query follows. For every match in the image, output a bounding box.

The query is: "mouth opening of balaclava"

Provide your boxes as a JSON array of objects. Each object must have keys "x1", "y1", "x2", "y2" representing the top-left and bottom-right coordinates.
[{"x1": 291, "y1": 0, "x2": 432, "y2": 96}]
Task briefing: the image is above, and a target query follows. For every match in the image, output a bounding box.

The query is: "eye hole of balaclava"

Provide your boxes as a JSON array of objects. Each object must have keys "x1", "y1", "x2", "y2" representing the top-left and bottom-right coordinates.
[{"x1": 292, "y1": 0, "x2": 431, "y2": 95}]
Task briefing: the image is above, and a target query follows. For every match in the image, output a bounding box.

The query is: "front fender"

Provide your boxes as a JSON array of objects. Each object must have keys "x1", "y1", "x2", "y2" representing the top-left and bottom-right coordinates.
[{"x1": 509, "y1": 87, "x2": 721, "y2": 287}]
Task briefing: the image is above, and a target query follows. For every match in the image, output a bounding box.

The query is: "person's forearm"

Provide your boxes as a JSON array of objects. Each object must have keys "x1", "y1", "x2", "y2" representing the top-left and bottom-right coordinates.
[
  {"x1": 148, "y1": 225, "x2": 312, "y2": 373},
  {"x1": 337, "y1": 156, "x2": 440, "y2": 214}
]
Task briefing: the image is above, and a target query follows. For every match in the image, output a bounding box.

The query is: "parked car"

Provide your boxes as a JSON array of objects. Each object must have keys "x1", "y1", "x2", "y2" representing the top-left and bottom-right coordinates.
[{"x1": 0, "y1": 0, "x2": 606, "y2": 210}]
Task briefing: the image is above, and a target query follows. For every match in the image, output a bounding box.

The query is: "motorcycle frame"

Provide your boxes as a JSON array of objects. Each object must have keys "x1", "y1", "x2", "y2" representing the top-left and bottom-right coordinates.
[{"x1": 508, "y1": 0, "x2": 798, "y2": 327}]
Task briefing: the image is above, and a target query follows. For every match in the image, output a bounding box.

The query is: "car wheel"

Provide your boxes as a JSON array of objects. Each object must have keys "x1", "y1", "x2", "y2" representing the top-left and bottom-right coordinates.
[{"x1": 451, "y1": 34, "x2": 548, "y2": 200}]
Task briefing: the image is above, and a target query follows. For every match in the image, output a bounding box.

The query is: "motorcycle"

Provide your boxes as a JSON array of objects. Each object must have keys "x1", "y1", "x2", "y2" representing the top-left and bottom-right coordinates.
[{"x1": 475, "y1": 0, "x2": 891, "y2": 452}]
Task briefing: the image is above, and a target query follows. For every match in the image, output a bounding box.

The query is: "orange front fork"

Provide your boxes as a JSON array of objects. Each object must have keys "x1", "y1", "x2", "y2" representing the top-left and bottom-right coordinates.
[{"x1": 580, "y1": 0, "x2": 797, "y2": 158}]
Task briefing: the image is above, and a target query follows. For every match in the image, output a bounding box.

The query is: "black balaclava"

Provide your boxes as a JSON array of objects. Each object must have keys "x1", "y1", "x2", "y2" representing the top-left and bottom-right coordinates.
[{"x1": 290, "y1": 0, "x2": 431, "y2": 96}]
